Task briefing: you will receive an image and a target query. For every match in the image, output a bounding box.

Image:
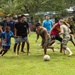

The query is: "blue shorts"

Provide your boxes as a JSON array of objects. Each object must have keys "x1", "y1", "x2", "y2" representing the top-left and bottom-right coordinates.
[
  {"x1": 20, "y1": 37, "x2": 28, "y2": 42},
  {"x1": 15, "y1": 37, "x2": 28, "y2": 43}
]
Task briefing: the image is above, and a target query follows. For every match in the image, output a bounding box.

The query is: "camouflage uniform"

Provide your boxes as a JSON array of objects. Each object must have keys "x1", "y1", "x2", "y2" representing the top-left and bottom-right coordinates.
[{"x1": 60, "y1": 24, "x2": 70, "y2": 49}]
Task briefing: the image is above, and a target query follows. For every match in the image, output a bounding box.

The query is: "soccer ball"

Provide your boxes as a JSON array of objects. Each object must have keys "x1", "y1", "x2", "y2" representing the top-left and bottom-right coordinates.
[{"x1": 44, "y1": 55, "x2": 50, "y2": 61}]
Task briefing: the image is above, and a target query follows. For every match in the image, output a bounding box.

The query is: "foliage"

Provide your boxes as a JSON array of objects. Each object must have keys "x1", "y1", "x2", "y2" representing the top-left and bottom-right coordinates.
[{"x1": 0, "y1": 0, "x2": 75, "y2": 16}]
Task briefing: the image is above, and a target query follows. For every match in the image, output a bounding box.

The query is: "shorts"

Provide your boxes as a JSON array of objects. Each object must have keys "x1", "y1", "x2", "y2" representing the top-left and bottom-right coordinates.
[
  {"x1": 15, "y1": 36, "x2": 28, "y2": 43},
  {"x1": 20, "y1": 37, "x2": 28, "y2": 42},
  {"x1": 50, "y1": 34, "x2": 62, "y2": 42},
  {"x1": 42, "y1": 36, "x2": 51, "y2": 48},
  {"x1": 15, "y1": 38, "x2": 21, "y2": 43},
  {"x1": 2, "y1": 46, "x2": 10, "y2": 50}
]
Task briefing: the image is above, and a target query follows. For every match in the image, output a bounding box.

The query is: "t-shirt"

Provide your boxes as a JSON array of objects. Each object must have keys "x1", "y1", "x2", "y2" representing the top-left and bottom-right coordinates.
[
  {"x1": 15, "y1": 21, "x2": 29, "y2": 37},
  {"x1": 51, "y1": 22, "x2": 60, "y2": 36},
  {"x1": 8, "y1": 20, "x2": 16, "y2": 33},
  {"x1": 0, "y1": 20, "x2": 9, "y2": 31},
  {"x1": 42, "y1": 19, "x2": 53, "y2": 32},
  {"x1": 60, "y1": 24, "x2": 70, "y2": 37},
  {"x1": 0, "y1": 31, "x2": 14, "y2": 46}
]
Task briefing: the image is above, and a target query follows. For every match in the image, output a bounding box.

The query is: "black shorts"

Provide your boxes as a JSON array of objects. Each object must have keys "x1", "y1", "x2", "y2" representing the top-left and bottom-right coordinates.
[
  {"x1": 2, "y1": 46, "x2": 10, "y2": 50},
  {"x1": 51, "y1": 34, "x2": 62, "y2": 42}
]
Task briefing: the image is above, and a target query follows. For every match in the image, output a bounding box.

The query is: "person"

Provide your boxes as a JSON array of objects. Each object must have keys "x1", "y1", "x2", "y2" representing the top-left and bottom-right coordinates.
[
  {"x1": 14, "y1": 16, "x2": 21, "y2": 54},
  {"x1": 14, "y1": 15, "x2": 30, "y2": 55},
  {"x1": 0, "y1": 16, "x2": 9, "y2": 31},
  {"x1": 42, "y1": 15, "x2": 53, "y2": 33},
  {"x1": 35, "y1": 23, "x2": 54, "y2": 55},
  {"x1": 8, "y1": 16, "x2": 16, "y2": 33},
  {"x1": 0, "y1": 26, "x2": 14, "y2": 56},
  {"x1": 20, "y1": 15, "x2": 30, "y2": 54},
  {"x1": 67, "y1": 18, "x2": 75, "y2": 46},
  {"x1": 50, "y1": 21, "x2": 63, "y2": 53},
  {"x1": 59, "y1": 19, "x2": 73, "y2": 56}
]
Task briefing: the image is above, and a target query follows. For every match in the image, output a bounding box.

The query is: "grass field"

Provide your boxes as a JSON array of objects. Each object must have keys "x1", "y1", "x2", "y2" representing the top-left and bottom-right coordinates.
[{"x1": 0, "y1": 32, "x2": 75, "y2": 75}]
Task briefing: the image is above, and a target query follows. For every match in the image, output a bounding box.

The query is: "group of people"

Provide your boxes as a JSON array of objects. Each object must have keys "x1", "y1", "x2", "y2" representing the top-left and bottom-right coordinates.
[
  {"x1": 35, "y1": 15, "x2": 75, "y2": 56},
  {"x1": 0, "y1": 15, "x2": 30, "y2": 56},
  {"x1": 0, "y1": 14, "x2": 75, "y2": 57}
]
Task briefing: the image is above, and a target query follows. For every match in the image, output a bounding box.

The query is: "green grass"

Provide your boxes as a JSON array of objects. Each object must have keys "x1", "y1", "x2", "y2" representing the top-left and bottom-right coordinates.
[{"x1": 0, "y1": 32, "x2": 75, "y2": 75}]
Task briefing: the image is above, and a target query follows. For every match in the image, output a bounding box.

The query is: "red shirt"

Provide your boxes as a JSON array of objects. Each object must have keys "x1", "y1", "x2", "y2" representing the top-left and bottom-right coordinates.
[{"x1": 51, "y1": 22, "x2": 60, "y2": 36}]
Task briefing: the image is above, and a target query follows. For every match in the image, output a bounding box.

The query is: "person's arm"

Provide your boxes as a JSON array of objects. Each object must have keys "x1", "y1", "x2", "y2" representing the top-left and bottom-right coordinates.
[
  {"x1": 59, "y1": 26, "x2": 64, "y2": 35},
  {"x1": 14, "y1": 27, "x2": 17, "y2": 35},
  {"x1": 42, "y1": 21, "x2": 45, "y2": 27},
  {"x1": 50, "y1": 23, "x2": 57, "y2": 34},
  {"x1": 26, "y1": 22, "x2": 30, "y2": 34},
  {"x1": 35, "y1": 29, "x2": 39, "y2": 42}
]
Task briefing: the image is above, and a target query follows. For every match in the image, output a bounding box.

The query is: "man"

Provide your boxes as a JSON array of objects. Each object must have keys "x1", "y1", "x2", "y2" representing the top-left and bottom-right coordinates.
[
  {"x1": 14, "y1": 15, "x2": 30, "y2": 55},
  {"x1": 42, "y1": 15, "x2": 53, "y2": 33},
  {"x1": 50, "y1": 21, "x2": 63, "y2": 53},
  {"x1": 8, "y1": 16, "x2": 15, "y2": 33},
  {"x1": 0, "y1": 16, "x2": 9, "y2": 31},
  {"x1": 14, "y1": 16, "x2": 21, "y2": 55},
  {"x1": 35, "y1": 23, "x2": 54, "y2": 55}
]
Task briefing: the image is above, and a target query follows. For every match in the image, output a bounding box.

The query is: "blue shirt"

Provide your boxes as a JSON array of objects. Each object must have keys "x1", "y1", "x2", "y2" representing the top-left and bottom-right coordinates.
[
  {"x1": 42, "y1": 19, "x2": 53, "y2": 32},
  {"x1": 0, "y1": 31, "x2": 14, "y2": 46}
]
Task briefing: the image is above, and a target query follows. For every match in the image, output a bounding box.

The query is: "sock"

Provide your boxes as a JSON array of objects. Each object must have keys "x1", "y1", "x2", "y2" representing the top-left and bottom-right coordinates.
[{"x1": 66, "y1": 47, "x2": 73, "y2": 55}]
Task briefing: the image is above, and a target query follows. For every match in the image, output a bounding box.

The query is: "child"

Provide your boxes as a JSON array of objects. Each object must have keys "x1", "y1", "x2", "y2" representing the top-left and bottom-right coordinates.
[{"x1": 0, "y1": 26, "x2": 14, "y2": 56}]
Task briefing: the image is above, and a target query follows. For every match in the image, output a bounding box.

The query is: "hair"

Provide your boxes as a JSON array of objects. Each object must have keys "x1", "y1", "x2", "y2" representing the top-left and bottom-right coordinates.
[
  {"x1": 20, "y1": 15, "x2": 26, "y2": 18},
  {"x1": 4, "y1": 16, "x2": 8, "y2": 18},
  {"x1": 17, "y1": 16, "x2": 21, "y2": 19},
  {"x1": 35, "y1": 23, "x2": 41, "y2": 27},
  {"x1": 59, "y1": 19, "x2": 70, "y2": 27}
]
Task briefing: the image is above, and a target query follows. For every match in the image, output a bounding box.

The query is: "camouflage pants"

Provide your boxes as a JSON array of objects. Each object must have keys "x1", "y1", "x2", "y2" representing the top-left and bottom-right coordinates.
[{"x1": 62, "y1": 36, "x2": 70, "y2": 49}]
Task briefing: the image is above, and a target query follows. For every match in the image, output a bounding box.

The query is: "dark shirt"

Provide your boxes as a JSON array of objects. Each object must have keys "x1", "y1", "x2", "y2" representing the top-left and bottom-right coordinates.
[
  {"x1": 0, "y1": 20, "x2": 9, "y2": 31},
  {"x1": 15, "y1": 21, "x2": 29, "y2": 37},
  {"x1": 8, "y1": 20, "x2": 15, "y2": 33}
]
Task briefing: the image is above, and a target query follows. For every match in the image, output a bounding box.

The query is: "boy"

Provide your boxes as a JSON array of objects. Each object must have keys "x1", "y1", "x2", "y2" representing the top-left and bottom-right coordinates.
[{"x1": 0, "y1": 26, "x2": 14, "y2": 56}]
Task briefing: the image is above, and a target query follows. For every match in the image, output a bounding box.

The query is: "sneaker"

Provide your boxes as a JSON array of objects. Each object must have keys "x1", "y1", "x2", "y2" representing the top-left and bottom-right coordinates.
[
  {"x1": 68, "y1": 53, "x2": 73, "y2": 56},
  {"x1": 27, "y1": 53, "x2": 30, "y2": 56},
  {"x1": 21, "y1": 51, "x2": 25, "y2": 53}
]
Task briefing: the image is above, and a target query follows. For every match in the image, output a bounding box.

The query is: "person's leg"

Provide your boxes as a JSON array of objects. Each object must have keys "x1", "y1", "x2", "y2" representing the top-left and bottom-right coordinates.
[
  {"x1": 47, "y1": 36, "x2": 55, "y2": 52},
  {"x1": 16, "y1": 42, "x2": 20, "y2": 55},
  {"x1": 49, "y1": 35, "x2": 55, "y2": 46},
  {"x1": 14, "y1": 38, "x2": 19, "y2": 53},
  {"x1": 14, "y1": 43, "x2": 17, "y2": 53},
  {"x1": 66, "y1": 47, "x2": 73, "y2": 56},
  {"x1": 0, "y1": 50, "x2": 2, "y2": 54},
  {"x1": 21, "y1": 42, "x2": 25, "y2": 52},
  {"x1": 60, "y1": 42, "x2": 63, "y2": 53},
  {"x1": 70, "y1": 35, "x2": 75, "y2": 46},
  {"x1": 1, "y1": 46, "x2": 10, "y2": 56},
  {"x1": 1, "y1": 49, "x2": 8, "y2": 56},
  {"x1": 26, "y1": 41, "x2": 30, "y2": 55},
  {"x1": 62, "y1": 37, "x2": 73, "y2": 56},
  {"x1": 56, "y1": 35, "x2": 63, "y2": 53},
  {"x1": 47, "y1": 46, "x2": 54, "y2": 52}
]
